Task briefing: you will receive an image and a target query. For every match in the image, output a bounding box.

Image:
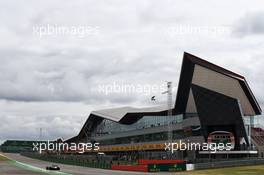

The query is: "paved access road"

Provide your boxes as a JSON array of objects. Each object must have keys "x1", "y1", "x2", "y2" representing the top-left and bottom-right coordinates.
[{"x1": 3, "y1": 153, "x2": 177, "y2": 175}]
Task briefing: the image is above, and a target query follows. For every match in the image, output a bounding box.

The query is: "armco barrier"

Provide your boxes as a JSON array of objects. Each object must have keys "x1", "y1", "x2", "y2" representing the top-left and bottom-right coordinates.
[
  {"x1": 138, "y1": 159, "x2": 185, "y2": 165},
  {"x1": 111, "y1": 165, "x2": 148, "y2": 172}
]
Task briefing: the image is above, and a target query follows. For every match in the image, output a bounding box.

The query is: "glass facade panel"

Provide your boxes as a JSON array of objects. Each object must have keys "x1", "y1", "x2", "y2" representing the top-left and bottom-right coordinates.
[
  {"x1": 92, "y1": 115, "x2": 183, "y2": 137},
  {"x1": 99, "y1": 130, "x2": 186, "y2": 145}
]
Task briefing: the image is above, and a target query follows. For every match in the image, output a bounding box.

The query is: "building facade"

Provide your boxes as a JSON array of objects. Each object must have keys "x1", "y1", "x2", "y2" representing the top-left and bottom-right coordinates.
[{"x1": 67, "y1": 52, "x2": 262, "y2": 160}]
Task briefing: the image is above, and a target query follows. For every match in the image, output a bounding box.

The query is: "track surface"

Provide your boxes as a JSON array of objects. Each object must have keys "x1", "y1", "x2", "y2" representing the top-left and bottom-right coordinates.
[
  {"x1": 2, "y1": 153, "x2": 172, "y2": 175},
  {"x1": 0, "y1": 161, "x2": 46, "y2": 175}
]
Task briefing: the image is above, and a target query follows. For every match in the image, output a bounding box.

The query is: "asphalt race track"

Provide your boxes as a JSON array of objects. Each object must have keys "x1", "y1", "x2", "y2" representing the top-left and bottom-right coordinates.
[
  {"x1": 2, "y1": 153, "x2": 172, "y2": 175},
  {"x1": 0, "y1": 161, "x2": 47, "y2": 175}
]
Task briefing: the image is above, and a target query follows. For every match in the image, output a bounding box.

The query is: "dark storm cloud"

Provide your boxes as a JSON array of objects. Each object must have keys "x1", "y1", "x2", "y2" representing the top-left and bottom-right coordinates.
[{"x1": 233, "y1": 11, "x2": 264, "y2": 37}]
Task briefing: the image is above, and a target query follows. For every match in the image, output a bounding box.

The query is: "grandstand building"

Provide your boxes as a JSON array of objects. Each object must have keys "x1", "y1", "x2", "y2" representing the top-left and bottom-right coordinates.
[{"x1": 67, "y1": 52, "x2": 263, "y2": 161}]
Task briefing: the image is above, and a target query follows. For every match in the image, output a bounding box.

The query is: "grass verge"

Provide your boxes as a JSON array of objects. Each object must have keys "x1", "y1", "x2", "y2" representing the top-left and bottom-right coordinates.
[
  {"x1": 183, "y1": 165, "x2": 264, "y2": 175},
  {"x1": 0, "y1": 153, "x2": 9, "y2": 161}
]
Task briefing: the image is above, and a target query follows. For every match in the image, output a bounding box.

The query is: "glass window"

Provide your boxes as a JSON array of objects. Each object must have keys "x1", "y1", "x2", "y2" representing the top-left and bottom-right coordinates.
[{"x1": 92, "y1": 114, "x2": 183, "y2": 136}]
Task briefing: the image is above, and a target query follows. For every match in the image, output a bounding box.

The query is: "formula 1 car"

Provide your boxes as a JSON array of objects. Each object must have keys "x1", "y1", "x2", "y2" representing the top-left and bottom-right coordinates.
[{"x1": 46, "y1": 164, "x2": 60, "y2": 171}]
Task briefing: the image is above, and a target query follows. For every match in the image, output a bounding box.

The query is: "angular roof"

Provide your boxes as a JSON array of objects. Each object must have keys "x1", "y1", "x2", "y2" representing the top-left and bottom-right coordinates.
[
  {"x1": 91, "y1": 106, "x2": 168, "y2": 122},
  {"x1": 67, "y1": 106, "x2": 169, "y2": 142},
  {"x1": 175, "y1": 52, "x2": 262, "y2": 115}
]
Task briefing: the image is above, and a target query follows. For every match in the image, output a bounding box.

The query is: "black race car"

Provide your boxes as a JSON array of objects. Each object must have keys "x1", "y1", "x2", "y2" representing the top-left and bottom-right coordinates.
[{"x1": 46, "y1": 164, "x2": 60, "y2": 171}]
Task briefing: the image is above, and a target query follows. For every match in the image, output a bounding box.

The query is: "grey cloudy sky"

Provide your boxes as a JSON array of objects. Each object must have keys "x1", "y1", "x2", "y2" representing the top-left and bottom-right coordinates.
[{"x1": 0, "y1": 0, "x2": 264, "y2": 142}]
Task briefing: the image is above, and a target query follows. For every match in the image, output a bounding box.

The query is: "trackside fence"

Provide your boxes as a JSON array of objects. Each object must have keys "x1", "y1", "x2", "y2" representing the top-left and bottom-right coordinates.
[{"x1": 194, "y1": 159, "x2": 264, "y2": 170}]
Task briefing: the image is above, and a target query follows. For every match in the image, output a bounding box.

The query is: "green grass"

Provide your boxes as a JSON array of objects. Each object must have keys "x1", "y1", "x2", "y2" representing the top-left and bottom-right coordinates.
[{"x1": 182, "y1": 165, "x2": 264, "y2": 175}]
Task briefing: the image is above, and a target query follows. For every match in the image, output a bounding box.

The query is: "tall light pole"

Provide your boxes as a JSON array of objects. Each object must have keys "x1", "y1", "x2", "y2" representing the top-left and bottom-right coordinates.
[{"x1": 162, "y1": 81, "x2": 173, "y2": 144}]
